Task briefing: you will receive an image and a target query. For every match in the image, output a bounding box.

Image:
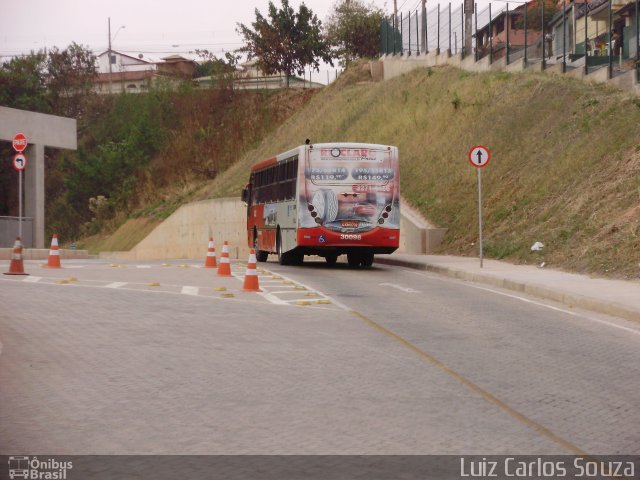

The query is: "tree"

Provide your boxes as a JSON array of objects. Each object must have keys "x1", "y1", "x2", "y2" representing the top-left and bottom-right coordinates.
[
  {"x1": 46, "y1": 42, "x2": 97, "y2": 118},
  {"x1": 193, "y1": 50, "x2": 241, "y2": 88},
  {"x1": 0, "y1": 43, "x2": 97, "y2": 118},
  {"x1": 0, "y1": 51, "x2": 50, "y2": 112},
  {"x1": 237, "y1": 0, "x2": 332, "y2": 88},
  {"x1": 325, "y1": 0, "x2": 385, "y2": 67},
  {"x1": 513, "y1": 0, "x2": 560, "y2": 31}
]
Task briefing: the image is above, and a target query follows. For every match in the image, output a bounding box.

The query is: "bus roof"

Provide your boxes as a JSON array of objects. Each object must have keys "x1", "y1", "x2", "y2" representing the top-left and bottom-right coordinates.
[
  {"x1": 308, "y1": 142, "x2": 395, "y2": 151},
  {"x1": 250, "y1": 143, "x2": 397, "y2": 173}
]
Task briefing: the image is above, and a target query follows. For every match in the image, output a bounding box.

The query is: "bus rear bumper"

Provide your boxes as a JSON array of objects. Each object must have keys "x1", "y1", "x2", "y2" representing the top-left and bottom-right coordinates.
[{"x1": 297, "y1": 227, "x2": 399, "y2": 255}]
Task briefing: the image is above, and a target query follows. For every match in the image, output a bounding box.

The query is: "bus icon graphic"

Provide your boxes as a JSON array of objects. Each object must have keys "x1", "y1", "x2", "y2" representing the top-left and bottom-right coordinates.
[{"x1": 8, "y1": 456, "x2": 29, "y2": 479}]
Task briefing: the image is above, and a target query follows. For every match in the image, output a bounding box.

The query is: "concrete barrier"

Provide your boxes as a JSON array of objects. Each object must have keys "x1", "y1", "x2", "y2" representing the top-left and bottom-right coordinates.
[
  {"x1": 399, "y1": 200, "x2": 447, "y2": 254},
  {"x1": 381, "y1": 50, "x2": 639, "y2": 95},
  {"x1": 99, "y1": 198, "x2": 248, "y2": 261},
  {"x1": 98, "y1": 196, "x2": 445, "y2": 260}
]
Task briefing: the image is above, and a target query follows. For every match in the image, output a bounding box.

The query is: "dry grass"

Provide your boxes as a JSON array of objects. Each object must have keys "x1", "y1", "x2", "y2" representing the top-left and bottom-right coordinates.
[
  {"x1": 77, "y1": 217, "x2": 162, "y2": 254},
  {"x1": 200, "y1": 64, "x2": 640, "y2": 279}
]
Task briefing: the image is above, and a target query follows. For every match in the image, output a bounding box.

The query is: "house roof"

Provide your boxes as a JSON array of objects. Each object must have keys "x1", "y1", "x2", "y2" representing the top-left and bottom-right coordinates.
[
  {"x1": 616, "y1": 0, "x2": 638, "y2": 15},
  {"x1": 160, "y1": 54, "x2": 195, "y2": 63},
  {"x1": 96, "y1": 49, "x2": 153, "y2": 64}
]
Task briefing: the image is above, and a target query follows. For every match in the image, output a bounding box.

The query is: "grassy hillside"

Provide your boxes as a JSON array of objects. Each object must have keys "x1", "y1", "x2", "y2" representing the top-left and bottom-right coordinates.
[
  {"x1": 197, "y1": 64, "x2": 640, "y2": 279},
  {"x1": 61, "y1": 86, "x2": 316, "y2": 251}
]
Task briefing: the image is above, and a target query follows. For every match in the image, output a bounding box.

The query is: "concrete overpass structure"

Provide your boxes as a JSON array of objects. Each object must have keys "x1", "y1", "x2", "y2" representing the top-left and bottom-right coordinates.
[{"x1": 0, "y1": 106, "x2": 77, "y2": 248}]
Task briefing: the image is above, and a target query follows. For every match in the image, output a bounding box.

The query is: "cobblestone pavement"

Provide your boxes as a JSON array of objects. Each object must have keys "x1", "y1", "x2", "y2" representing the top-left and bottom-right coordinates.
[{"x1": 1, "y1": 259, "x2": 638, "y2": 454}]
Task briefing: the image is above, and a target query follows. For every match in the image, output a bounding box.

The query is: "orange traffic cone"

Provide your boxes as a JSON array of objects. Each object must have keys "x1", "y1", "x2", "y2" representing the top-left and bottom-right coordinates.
[
  {"x1": 42, "y1": 234, "x2": 62, "y2": 268},
  {"x1": 217, "y1": 241, "x2": 231, "y2": 276},
  {"x1": 204, "y1": 237, "x2": 217, "y2": 268},
  {"x1": 242, "y1": 249, "x2": 262, "y2": 292},
  {"x1": 4, "y1": 237, "x2": 29, "y2": 276}
]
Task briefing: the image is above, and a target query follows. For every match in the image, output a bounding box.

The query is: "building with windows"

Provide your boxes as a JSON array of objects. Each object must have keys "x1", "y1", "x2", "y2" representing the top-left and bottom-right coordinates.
[{"x1": 93, "y1": 50, "x2": 196, "y2": 94}]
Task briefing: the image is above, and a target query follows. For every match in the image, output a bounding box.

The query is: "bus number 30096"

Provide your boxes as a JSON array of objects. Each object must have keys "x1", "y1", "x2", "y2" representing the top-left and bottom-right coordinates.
[{"x1": 340, "y1": 234, "x2": 362, "y2": 240}]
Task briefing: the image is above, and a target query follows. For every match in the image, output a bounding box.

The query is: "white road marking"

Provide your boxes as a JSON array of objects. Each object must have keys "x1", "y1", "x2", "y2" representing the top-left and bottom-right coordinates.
[
  {"x1": 471, "y1": 284, "x2": 640, "y2": 338},
  {"x1": 136, "y1": 265, "x2": 152, "y2": 269},
  {"x1": 267, "y1": 290, "x2": 314, "y2": 295},
  {"x1": 2, "y1": 263, "x2": 344, "y2": 311},
  {"x1": 181, "y1": 286, "x2": 199, "y2": 296},
  {"x1": 23, "y1": 276, "x2": 42, "y2": 283},
  {"x1": 259, "y1": 293, "x2": 289, "y2": 305},
  {"x1": 1, "y1": 277, "x2": 268, "y2": 305},
  {"x1": 379, "y1": 282, "x2": 420, "y2": 293},
  {"x1": 405, "y1": 269, "x2": 640, "y2": 338}
]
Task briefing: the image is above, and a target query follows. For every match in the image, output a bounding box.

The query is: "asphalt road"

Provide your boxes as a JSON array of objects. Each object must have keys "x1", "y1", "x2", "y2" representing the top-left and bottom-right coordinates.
[{"x1": 1, "y1": 257, "x2": 639, "y2": 455}]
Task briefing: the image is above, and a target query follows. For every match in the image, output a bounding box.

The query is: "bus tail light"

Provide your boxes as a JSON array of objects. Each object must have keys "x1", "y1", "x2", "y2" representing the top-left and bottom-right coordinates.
[{"x1": 378, "y1": 204, "x2": 393, "y2": 225}]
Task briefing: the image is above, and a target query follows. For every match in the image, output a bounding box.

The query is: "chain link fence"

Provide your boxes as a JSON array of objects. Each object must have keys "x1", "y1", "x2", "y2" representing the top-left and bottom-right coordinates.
[{"x1": 381, "y1": 0, "x2": 640, "y2": 80}]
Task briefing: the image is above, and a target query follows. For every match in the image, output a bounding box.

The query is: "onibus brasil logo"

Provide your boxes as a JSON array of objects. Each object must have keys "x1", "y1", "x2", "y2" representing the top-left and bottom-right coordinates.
[{"x1": 8, "y1": 456, "x2": 73, "y2": 479}]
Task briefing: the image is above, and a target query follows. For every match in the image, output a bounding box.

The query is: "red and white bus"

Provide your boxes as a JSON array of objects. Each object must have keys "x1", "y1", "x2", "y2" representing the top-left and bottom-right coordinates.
[{"x1": 241, "y1": 142, "x2": 400, "y2": 267}]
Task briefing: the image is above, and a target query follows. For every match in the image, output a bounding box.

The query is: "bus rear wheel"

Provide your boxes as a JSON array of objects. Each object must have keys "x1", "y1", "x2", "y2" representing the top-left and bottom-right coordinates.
[
  {"x1": 253, "y1": 234, "x2": 268, "y2": 262},
  {"x1": 347, "y1": 252, "x2": 361, "y2": 268},
  {"x1": 347, "y1": 250, "x2": 374, "y2": 268},
  {"x1": 325, "y1": 253, "x2": 338, "y2": 266},
  {"x1": 277, "y1": 230, "x2": 286, "y2": 265},
  {"x1": 361, "y1": 251, "x2": 374, "y2": 267},
  {"x1": 278, "y1": 230, "x2": 303, "y2": 266}
]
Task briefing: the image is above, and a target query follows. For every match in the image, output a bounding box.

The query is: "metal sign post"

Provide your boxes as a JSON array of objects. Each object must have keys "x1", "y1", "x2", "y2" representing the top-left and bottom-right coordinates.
[
  {"x1": 19, "y1": 169, "x2": 22, "y2": 238},
  {"x1": 468, "y1": 145, "x2": 491, "y2": 268},
  {"x1": 12, "y1": 134, "x2": 28, "y2": 240}
]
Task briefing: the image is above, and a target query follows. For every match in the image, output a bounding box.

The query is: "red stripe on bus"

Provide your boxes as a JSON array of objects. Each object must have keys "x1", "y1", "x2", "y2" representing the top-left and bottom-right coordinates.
[
  {"x1": 297, "y1": 227, "x2": 399, "y2": 248},
  {"x1": 251, "y1": 157, "x2": 278, "y2": 172}
]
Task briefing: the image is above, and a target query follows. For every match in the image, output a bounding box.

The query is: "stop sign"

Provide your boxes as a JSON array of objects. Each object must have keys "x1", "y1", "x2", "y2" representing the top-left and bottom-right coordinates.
[{"x1": 12, "y1": 133, "x2": 28, "y2": 152}]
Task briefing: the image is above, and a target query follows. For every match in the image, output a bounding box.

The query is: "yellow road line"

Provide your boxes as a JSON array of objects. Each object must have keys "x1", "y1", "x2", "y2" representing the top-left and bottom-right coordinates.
[{"x1": 350, "y1": 309, "x2": 588, "y2": 456}]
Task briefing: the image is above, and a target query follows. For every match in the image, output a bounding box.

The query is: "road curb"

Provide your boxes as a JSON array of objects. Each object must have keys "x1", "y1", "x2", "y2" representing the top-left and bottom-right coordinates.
[{"x1": 375, "y1": 257, "x2": 640, "y2": 324}]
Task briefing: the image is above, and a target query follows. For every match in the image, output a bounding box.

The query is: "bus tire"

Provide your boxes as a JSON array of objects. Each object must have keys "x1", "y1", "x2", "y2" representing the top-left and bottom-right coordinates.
[
  {"x1": 276, "y1": 228, "x2": 293, "y2": 265},
  {"x1": 361, "y1": 251, "x2": 374, "y2": 267},
  {"x1": 325, "y1": 253, "x2": 338, "y2": 266},
  {"x1": 253, "y1": 231, "x2": 268, "y2": 262},
  {"x1": 347, "y1": 252, "x2": 361, "y2": 268},
  {"x1": 277, "y1": 229, "x2": 287, "y2": 265}
]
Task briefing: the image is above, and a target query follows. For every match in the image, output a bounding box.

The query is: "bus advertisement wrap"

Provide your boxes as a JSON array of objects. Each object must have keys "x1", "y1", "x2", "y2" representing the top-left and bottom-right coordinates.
[
  {"x1": 244, "y1": 143, "x2": 399, "y2": 267},
  {"x1": 299, "y1": 145, "x2": 400, "y2": 235}
]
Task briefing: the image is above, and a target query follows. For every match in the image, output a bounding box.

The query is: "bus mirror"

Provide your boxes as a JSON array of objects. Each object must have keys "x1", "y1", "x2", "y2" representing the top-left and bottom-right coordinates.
[{"x1": 241, "y1": 184, "x2": 250, "y2": 204}]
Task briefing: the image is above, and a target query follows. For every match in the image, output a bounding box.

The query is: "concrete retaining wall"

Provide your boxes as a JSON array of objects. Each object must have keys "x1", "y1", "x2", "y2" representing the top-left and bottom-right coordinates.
[
  {"x1": 398, "y1": 200, "x2": 447, "y2": 254},
  {"x1": 99, "y1": 196, "x2": 446, "y2": 261},
  {"x1": 379, "y1": 52, "x2": 640, "y2": 96},
  {"x1": 99, "y1": 198, "x2": 248, "y2": 261}
]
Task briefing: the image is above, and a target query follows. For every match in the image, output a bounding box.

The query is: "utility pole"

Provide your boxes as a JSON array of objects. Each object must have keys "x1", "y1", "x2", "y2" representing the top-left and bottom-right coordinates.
[
  {"x1": 108, "y1": 17, "x2": 113, "y2": 94},
  {"x1": 464, "y1": 0, "x2": 474, "y2": 55},
  {"x1": 394, "y1": 0, "x2": 398, "y2": 26},
  {"x1": 421, "y1": 0, "x2": 427, "y2": 53}
]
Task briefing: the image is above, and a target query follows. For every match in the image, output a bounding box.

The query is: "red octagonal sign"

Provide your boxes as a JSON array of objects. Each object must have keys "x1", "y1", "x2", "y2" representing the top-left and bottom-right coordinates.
[{"x1": 12, "y1": 132, "x2": 28, "y2": 152}]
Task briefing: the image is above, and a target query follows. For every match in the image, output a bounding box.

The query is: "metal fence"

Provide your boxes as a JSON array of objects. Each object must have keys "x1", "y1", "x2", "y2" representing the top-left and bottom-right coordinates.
[
  {"x1": 381, "y1": 3, "x2": 537, "y2": 61},
  {"x1": 381, "y1": 0, "x2": 640, "y2": 79},
  {"x1": 0, "y1": 216, "x2": 34, "y2": 248}
]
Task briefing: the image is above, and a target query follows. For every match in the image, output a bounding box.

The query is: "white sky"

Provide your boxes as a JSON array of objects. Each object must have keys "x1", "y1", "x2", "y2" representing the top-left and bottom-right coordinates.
[
  {"x1": 1, "y1": 0, "x2": 393, "y2": 59},
  {"x1": 0, "y1": 0, "x2": 493, "y2": 82}
]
